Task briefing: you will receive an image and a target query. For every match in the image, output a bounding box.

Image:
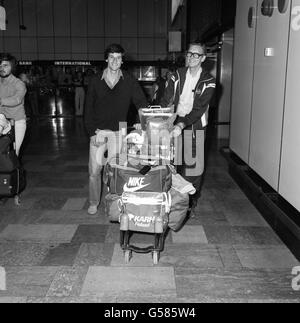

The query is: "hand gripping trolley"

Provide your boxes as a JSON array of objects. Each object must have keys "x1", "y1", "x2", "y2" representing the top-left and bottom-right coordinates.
[{"x1": 105, "y1": 106, "x2": 176, "y2": 264}]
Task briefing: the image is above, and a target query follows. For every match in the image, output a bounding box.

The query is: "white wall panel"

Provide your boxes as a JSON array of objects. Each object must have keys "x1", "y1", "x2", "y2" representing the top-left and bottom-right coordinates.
[
  {"x1": 249, "y1": 0, "x2": 291, "y2": 190},
  {"x1": 230, "y1": 0, "x2": 258, "y2": 163},
  {"x1": 279, "y1": 0, "x2": 300, "y2": 211}
]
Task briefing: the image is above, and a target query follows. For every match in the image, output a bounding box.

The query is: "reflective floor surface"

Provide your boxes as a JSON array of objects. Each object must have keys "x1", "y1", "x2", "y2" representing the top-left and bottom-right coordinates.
[{"x1": 0, "y1": 118, "x2": 299, "y2": 303}]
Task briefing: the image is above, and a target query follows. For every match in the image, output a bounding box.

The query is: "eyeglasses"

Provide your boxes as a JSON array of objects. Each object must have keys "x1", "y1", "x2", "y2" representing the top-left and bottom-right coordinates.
[{"x1": 186, "y1": 52, "x2": 205, "y2": 59}]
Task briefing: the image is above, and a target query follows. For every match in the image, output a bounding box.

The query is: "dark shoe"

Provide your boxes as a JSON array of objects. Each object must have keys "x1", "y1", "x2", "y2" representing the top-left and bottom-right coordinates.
[{"x1": 188, "y1": 198, "x2": 198, "y2": 218}]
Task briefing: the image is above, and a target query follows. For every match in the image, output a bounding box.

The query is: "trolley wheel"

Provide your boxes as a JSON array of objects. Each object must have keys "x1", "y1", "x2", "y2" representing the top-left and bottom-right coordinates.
[
  {"x1": 124, "y1": 250, "x2": 132, "y2": 264},
  {"x1": 152, "y1": 251, "x2": 160, "y2": 265},
  {"x1": 14, "y1": 195, "x2": 21, "y2": 206}
]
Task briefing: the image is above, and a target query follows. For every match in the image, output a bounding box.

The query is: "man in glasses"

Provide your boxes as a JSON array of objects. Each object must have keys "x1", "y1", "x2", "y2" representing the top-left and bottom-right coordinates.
[
  {"x1": 161, "y1": 42, "x2": 216, "y2": 214},
  {"x1": 84, "y1": 44, "x2": 148, "y2": 215}
]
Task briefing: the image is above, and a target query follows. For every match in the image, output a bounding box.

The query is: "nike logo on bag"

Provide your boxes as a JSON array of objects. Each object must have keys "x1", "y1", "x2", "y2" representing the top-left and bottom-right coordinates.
[
  {"x1": 123, "y1": 183, "x2": 151, "y2": 192},
  {"x1": 123, "y1": 177, "x2": 151, "y2": 192}
]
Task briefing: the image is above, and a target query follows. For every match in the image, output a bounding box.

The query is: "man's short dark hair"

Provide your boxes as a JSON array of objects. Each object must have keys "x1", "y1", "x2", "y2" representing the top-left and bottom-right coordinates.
[
  {"x1": 104, "y1": 44, "x2": 125, "y2": 60},
  {"x1": 188, "y1": 42, "x2": 207, "y2": 56},
  {"x1": 0, "y1": 53, "x2": 17, "y2": 72}
]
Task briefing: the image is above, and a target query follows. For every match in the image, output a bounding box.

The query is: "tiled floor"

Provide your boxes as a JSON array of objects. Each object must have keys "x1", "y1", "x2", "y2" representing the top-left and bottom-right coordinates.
[{"x1": 0, "y1": 118, "x2": 299, "y2": 303}]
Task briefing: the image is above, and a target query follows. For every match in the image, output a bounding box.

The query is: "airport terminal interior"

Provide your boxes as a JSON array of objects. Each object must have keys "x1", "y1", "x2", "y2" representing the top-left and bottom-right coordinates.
[{"x1": 0, "y1": 0, "x2": 299, "y2": 303}]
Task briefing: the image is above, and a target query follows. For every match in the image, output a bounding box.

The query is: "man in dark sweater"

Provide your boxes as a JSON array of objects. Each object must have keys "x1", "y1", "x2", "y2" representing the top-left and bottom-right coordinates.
[{"x1": 85, "y1": 44, "x2": 148, "y2": 215}]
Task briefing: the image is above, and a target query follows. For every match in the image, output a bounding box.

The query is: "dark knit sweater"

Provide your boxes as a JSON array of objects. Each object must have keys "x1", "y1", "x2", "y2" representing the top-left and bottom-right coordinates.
[{"x1": 84, "y1": 71, "x2": 148, "y2": 136}]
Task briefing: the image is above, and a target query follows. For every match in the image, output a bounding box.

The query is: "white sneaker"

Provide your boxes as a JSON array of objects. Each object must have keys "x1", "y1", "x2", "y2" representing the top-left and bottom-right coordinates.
[{"x1": 88, "y1": 205, "x2": 98, "y2": 215}]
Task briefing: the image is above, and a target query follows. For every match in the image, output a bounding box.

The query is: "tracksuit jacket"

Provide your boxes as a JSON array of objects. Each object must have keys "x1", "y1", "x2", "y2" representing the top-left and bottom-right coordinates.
[{"x1": 160, "y1": 67, "x2": 216, "y2": 131}]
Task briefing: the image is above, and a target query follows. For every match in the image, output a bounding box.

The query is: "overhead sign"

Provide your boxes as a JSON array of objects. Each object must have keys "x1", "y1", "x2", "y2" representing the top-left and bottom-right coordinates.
[
  {"x1": 19, "y1": 61, "x2": 33, "y2": 66},
  {"x1": 54, "y1": 61, "x2": 92, "y2": 66},
  {"x1": 0, "y1": 6, "x2": 6, "y2": 30}
]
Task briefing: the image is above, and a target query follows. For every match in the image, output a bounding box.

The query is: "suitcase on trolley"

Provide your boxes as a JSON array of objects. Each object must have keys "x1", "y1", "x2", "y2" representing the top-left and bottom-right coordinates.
[
  {"x1": 0, "y1": 122, "x2": 26, "y2": 203},
  {"x1": 0, "y1": 168, "x2": 26, "y2": 197}
]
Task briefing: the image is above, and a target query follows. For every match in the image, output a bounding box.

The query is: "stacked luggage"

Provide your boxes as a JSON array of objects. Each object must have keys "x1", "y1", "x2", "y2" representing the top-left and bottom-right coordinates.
[
  {"x1": 0, "y1": 121, "x2": 26, "y2": 205},
  {"x1": 105, "y1": 106, "x2": 195, "y2": 264}
]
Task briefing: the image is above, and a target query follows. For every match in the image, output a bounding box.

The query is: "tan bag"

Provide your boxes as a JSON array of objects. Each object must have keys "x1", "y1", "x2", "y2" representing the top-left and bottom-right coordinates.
[{"x1": 168, "y1": 188, "x2": 190, "y2": 232}]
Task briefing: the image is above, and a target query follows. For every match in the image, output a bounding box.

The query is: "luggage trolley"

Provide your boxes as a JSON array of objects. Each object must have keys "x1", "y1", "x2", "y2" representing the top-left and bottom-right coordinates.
[{"x1": 118, "y1": 106, "x2": 176, "y2": 265}]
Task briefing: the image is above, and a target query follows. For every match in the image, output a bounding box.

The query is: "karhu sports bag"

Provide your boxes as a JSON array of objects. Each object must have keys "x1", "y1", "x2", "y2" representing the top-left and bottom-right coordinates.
[{"x1": 119, "y1": 192, "x2": 171, "y2": 234}]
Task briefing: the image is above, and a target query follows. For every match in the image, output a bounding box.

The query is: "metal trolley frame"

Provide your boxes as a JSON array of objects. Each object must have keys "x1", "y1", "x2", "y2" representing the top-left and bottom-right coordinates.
[{"x1": 120, "y1": 226, "x2": 169, "y2": 265}]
